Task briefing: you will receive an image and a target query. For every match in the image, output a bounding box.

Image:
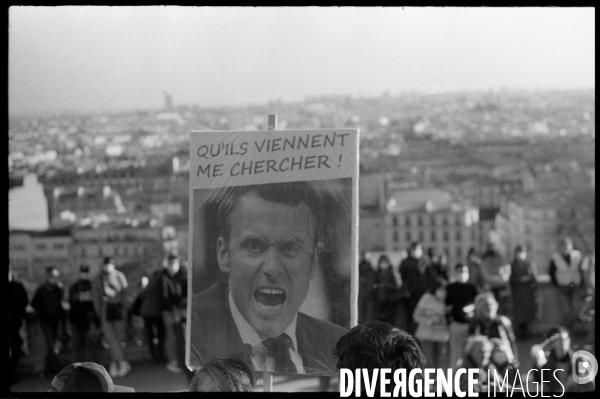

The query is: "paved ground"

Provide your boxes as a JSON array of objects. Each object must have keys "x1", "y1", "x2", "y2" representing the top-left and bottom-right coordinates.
[{"x1": 9, "y1": 332, "x2": 593, "y2": 393}]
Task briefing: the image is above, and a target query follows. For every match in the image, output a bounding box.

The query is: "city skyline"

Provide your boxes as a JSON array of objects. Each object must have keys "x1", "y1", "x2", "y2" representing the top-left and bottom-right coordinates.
[{"x1": 9, "y1": 6, "x2": 595, "y2": 116}]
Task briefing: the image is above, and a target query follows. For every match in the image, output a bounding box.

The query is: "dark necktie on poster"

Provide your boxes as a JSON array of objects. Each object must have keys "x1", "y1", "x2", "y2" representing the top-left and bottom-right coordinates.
[{"x1": 261, "y1": 333, "x2": 297, "y2": 373}]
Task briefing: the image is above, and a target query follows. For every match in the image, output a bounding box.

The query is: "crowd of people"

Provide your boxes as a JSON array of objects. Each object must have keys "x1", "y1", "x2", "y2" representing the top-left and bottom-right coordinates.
[
  {"x1": 8, "y1": 234, "x2": 595, "y2": 392},
  {"x1": 357, "y1": 236, "x2": 595, "y2": 391},
  {"x1": 41, "y1": 317, "x2": 594, "y2": 393},
  {"x1": 8, "y1": 253, "x2": 191, "y2": 385}
]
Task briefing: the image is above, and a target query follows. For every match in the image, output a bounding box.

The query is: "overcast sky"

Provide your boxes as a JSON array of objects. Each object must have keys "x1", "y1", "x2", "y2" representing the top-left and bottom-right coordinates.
[{"x1": 8, "y1": 6, "x2": 595, "y2": 115}]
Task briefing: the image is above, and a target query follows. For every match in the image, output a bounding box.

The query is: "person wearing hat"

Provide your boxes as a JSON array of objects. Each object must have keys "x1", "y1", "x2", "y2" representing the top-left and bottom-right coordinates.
[
  {"x1": 47, "y1": 362, "x2": 135, "y2": 392},
  {"x1": 69, "y1": 264, "x2": 101, "y2": 363},
  {"x1": 91, "y1": 257, "x2": 132, "y2": 378},
  {"x1": 32, "y1": 266, "x2": 66, "y2": 377}
]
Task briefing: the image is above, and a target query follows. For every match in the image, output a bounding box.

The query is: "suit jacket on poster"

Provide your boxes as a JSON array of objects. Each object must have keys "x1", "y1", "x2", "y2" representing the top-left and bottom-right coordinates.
[{"x1": 189, "y1": 281, "x2": 347, "y2": 375}]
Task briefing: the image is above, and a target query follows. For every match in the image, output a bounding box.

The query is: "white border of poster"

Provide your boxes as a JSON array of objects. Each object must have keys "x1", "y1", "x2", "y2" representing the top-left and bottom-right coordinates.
[{"x1": 186, "y1": 128, "x2": 359, "y2": 376}]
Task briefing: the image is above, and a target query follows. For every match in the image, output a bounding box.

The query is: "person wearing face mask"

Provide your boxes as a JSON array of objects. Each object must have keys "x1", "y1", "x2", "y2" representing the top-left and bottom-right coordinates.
[
  {"x1": 69, "y1": 264, "x2": 101, "y2": 363},
  {"x1": 91, "y1": 257, "x2": 131, "y2": 378},
  {"x1": 446, "y1": 263, "x2": 478, "y2": 371},
  {"x1": 509, "y1": 245, "x2": 538, "y2": 338},
  {"x1": 32, "y1": 266, "x2": 67, "y2": 377},
  {"x1": 399, "y1": 242, "x2": 437, "y2": 335}
]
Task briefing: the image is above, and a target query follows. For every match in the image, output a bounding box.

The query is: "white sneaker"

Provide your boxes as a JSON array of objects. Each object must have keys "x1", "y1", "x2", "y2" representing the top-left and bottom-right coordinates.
[
  {"x1": 109, "y1": 361, "x2": 119, "y2": 378},
  {"x1": 166, "y1": 361, "x2": 183, "y2": 373},
  {"x1": 118, "y1": 360, "x2": 132, "y2": 378}
]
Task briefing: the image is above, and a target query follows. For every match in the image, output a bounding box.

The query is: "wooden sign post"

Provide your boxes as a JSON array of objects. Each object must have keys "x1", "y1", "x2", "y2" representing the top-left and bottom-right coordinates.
[{"x1": 263, "y1": 113, "x2": 277, "y2": 392}]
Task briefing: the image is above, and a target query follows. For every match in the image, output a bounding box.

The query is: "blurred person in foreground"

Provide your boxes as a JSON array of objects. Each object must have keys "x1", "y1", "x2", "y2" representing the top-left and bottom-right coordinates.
[
  {"x1": 332, "y1": 320, "x2": 426, "y2": 371},
  {"x1": 32, "y1": 266, "x2": 66, "y2": 377},
  {"x1": 9, "y1": 267, "x2": 29, "y2": 385},
  {"x1": 47, "y1": 362, "x2": 134, "y2": 392},
  {"x1": 188, "y1": 357, "x2": 255, "y2": 392},
  {"x1": 69, "y1": 264, "x2": 101, "y2": 363},
  {"x1": 468, "y1": 292, "x2": 518, "y2": 368},
  {"x1": 92, "y1": 257, "x2": 131, "y2": 378},
  {"x1": 457, "y1": 335, "x2": 493, "y2": 393},
  {"x1": 446, "y1": 263, "x2": 478, "y2": 370},
  {"x1": 531, "y1": 326, "x2": 594, "y2": 392},
  {"x1": 509, "y1": 245, "x2": 538, "y2": 338},
  {"x1": 487, "y1": 337, "x2": 518, "y2": 392},
  {"x1": 549, "y1": 237, "x2": 584, "y2": 329},
  {"x1": 413, "y1": 281, "x2": 449, "y2": 369},
  {"x1": 190, "y1": 182, "x2": 347, "y2": 375}
]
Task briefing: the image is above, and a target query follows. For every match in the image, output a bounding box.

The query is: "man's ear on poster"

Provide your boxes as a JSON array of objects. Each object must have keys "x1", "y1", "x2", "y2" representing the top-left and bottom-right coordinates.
[{"x1": 216, "y1": 236, "x2": 231, "y2": 274}]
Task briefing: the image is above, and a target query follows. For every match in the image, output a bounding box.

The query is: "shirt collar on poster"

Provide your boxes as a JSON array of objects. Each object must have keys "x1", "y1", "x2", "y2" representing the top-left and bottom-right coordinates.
[{"x1": 228, "y1": 288, "x2": 305, "y2": 373}]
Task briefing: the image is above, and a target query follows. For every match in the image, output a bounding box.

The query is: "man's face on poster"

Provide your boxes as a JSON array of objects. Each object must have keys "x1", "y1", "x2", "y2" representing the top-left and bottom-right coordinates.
[{"x1": 217, "y1": 191, "x2": 318, "y2": 339}]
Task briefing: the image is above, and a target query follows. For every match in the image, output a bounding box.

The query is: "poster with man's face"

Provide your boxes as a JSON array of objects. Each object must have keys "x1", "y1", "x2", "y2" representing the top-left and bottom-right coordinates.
[{"x1": 186, "y1": 128, "x2": 359, "y2": 376}]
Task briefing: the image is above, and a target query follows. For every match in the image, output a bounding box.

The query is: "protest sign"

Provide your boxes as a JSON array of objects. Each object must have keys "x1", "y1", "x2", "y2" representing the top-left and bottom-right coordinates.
[{"x1": 186, "y1": 128, "x2": 359, "y2": 376}]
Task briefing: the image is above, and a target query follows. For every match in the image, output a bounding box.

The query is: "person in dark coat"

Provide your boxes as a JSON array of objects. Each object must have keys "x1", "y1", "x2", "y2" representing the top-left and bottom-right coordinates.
[
  {"x1": 446, "y1": 263, "x2": 478, "y2": 370},
  {"x1": 9, "y1": 267, "x2": 29, "y2": 385},
  {"x1": 358, "y1": 253, "x2": 377, "y2": 324},
  {"x1": 32, "y1": 266, "x2": 66, "y2": 377},
  {"x1": 399, "y1": 242, "x2": 436, "y2": 335},
  {"x1": 509, "y1": 245, "x2": 537, "y2": 338},
  {"x1": 140, "y1": 269, "x2": 166, "y2": 364},
  {"x1": 466, "y1": 247, "x2": 485, "y2": 293},
  {"x1": 69, "y1": 264, "x2": 101, "y2": 363},
  {"x1": 375, "y1": 255, "x2": 398, "y2": 324},
  {"x1": 160, "y1": 254, "x2": 187, "y2": 374},
  {"x1": 169, "y1": 258, "x2": 193, "y2": 382},
  {"x1": 427, "y1": 247, "x2": 449, "y2": 283}
]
